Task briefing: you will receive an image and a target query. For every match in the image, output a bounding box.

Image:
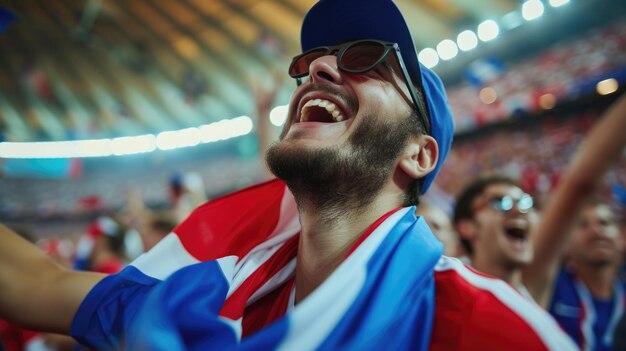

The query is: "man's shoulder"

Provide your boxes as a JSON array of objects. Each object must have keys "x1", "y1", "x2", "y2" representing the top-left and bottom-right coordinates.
[
  {"x1": 432, "y1": 256, "x2": 527, "y2": 304},
  {"x1": 432, "y1": 257, "x2": 532, "y2": 323},
  {"x1": 430, "y1": 256, "x2": 577, "y2": 351}
]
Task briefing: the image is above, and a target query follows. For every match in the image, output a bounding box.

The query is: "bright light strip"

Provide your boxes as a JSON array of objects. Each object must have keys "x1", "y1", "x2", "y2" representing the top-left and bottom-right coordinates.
[
  {"x1": 111, "y1": 134, "x2": 157, "y2": 155},
  {"x1": 157, "y1": 128, "x2": 201, "y2": 150},
  {"x1": 270, "y1": 105, "x2": 289, "y2": 126},
  {"x1": 0, "y1": 139, "x2": 112, "y2": 158},
  {"x1": 457, "y1": 30, "x2": 478, "y2": 52},
  {"x1": 0, "y1": 116, "x2": 254, "y2": 159},
  {"x1": 436, "y1": 39, "x2": 459, "y2": 60},
  {"x1": 477, "y1": 20, "x2": 500, "y2": 42},
  {"x1": 198, "y1": 116, "x2": 253, "y2": 143},
  {"x1": 200, "y1": 120, "x2": 230, "y2": 143},
  {"x1": 549, "y1": 0, "x2": 569, "y2": 8},
  {"x1": 522, "y1": 0, "x2": 545, "y2": 21},
  {"x1": 418, "y1": 48, "x2": 439, "y2": 68},
  {"x1": 230, "y1": 116, "x2": 254, "y2": 136}
]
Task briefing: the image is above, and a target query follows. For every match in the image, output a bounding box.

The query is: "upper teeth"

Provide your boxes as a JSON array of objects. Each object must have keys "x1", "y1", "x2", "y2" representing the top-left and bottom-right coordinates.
[{"x1": 300, "y1": 99, "x2": 345, "y2": 122}]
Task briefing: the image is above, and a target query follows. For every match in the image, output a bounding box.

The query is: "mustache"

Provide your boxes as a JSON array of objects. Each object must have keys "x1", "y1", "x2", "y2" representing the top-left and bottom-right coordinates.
[{"x1": 296, "y1": 83, "x2": 358, "y2": 113}]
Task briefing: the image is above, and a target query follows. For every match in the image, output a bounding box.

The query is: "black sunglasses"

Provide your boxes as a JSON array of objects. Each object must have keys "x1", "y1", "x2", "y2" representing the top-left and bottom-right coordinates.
[
  {"x1": 475, "y1": 194, "x2": 534, "y2": 214},
  {"x1": 288, "y1": 39, "x2": 431, "y2": 134}
]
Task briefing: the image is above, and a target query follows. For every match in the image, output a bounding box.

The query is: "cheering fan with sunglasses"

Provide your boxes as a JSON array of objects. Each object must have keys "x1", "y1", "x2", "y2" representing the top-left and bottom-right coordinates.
[
  {"x1": 453, "y1": 94, "x2": 626, "y2": 350},
  {"x1": 454, "y1": 175, "x2": 540, "y2": 299},
  {"x1": 0, "y1": 1, "x2": 582, "y2": 350}
]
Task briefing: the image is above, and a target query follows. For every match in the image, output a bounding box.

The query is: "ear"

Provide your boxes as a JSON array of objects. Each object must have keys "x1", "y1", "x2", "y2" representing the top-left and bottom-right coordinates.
[
  {"x1": 456, "y1": 218, "x2": 478, "y2": 242},
  {"x1": 398, "y1": 135, "x2": 439, "y2": 179}
]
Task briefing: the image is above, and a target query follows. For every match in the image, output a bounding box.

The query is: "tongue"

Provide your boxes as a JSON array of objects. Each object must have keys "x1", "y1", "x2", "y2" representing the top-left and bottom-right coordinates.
[{"x1": 306, "y1": 106, "x2": 335, "y2": 123}]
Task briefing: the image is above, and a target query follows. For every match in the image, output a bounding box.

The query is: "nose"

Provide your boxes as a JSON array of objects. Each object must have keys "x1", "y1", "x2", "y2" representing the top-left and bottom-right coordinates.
[
  {"x1": 308, "y1": 55, "x2": 343, "y2": 85},
  {"x1": 504, "y1": 200, "x2": 531, "y2": 217},
  {"x1": 511, "y1": 202, "x2": 526, "y2": 214}
]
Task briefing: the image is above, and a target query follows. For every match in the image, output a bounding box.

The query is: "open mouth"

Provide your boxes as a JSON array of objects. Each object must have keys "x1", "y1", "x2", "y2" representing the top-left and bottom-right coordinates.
[
  {"x1": 505, "y1": 227, "x2": 528, "y2": 241},
  {"x1": 503, "y1": 221, "x2": 529, "y2": 243},
  {"x1": 299, "y1": 98, "x2": 347, "y2": 123}
]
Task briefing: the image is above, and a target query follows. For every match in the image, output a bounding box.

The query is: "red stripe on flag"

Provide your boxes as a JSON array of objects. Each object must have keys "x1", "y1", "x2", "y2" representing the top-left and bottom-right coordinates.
[
  {"x1": 430, "y1": 269, "x2": 550, "y2": 351},
  {"x1": 173, "y1": 179, "x2": 288, "y2": 261},
  {"x1": 219, "y1": 234, "x2": 299, "y2": 320},
  {"x1": 241, "y1": 276, "x2": 296, "y2": 337}
]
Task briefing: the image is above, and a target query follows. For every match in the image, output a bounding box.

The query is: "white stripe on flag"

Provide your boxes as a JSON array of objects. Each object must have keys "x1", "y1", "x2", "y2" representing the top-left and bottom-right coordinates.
[
  {"x1": 130, "y1": 233, "x2": 202, "y2": 280},
  {"x1": 247, "y1": 258, "x2": 297, "y2": 306}
]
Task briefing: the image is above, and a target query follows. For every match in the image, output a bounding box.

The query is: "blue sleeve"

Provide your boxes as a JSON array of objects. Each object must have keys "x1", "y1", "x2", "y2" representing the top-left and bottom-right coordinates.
[{"x1": 70, "y1": 265, "x2": 160, "y2": 350}]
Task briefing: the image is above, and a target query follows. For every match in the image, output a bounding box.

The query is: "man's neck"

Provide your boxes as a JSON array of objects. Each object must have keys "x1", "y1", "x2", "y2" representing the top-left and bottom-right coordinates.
[
  {"x1": 472, "y1": 255, "x2": 522, "y2": 287},
  {"x1": 293, "y1": 189, "x2": 402, "y2": 304},
  {"x1": 573, "y1": 262, "x2": 618, "y2": 299}
]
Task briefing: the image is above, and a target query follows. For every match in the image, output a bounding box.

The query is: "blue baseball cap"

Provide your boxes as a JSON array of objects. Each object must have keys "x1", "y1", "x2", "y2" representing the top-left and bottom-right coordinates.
[{"x1": 301, "y1": 0, "x2": 455, "y2": 193}]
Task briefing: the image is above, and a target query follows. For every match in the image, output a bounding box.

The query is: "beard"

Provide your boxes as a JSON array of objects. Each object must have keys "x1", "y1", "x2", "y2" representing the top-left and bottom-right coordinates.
[{"x1": 266, "y1": 107, "x2": 418, "y2": 217}]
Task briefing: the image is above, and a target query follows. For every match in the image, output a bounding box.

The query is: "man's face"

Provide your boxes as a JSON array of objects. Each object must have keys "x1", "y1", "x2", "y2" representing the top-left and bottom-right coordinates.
[
  {"x1": 569, "y1": 204, "x2": 623, "y2": 267},
  {"x1": 470, "y1": 184, "x2": 535, "y2": 268},
  {"x1": 266, "y1": 45, "x2": 420, "y2": 208}
]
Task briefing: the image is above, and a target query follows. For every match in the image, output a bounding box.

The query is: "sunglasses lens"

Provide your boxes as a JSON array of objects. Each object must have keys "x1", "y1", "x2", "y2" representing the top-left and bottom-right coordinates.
[
  {"x1": 340, "y1": 41, "x2": 387, "y2": 73},
  {"x1": 519, "y1": 195, "x2": 534, "y2": 212},
  {"x1": 489, "y1": 195, "x2": 534, "y2": 212},
  {"x1": 289, "y1": 49, "x2": 327, "y2": 77},
  {"x1": 494, "y1": 196, "x2": 513, "y2": 211}
]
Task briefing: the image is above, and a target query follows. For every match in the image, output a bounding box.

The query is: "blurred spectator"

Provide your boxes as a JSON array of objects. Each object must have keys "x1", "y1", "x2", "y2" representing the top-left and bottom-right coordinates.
[
  {"x1": 73, "y1": 216, "x2": 126, "y2": 274},
  {"x1": 120, "y1": 189, "x2": 178, "y2": 255},
  {"x1": 168, "y1": 172, "x2": 208, "y2": 223},
  {"x1": 138, "y1": 214, "x2": 177, "y2": 253},
  {"x1": 548, "y1": 201, "x2": 624, "y2": 351},
  {"x1": 437, "y1": 104, "x2": 625, "y2": 220},
  {"x1": 447, "y1": 20, "x2": 626, "y2": 132},
  {"x1": 415, "y1": 201, "x2": 460, "y2": 257}
]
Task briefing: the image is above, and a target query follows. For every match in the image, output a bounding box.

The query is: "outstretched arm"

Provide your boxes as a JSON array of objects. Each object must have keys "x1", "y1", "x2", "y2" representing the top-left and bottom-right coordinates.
[
  {"x1": 0, "y1": 224, "x2": 105, "y2": 334},
  {"x1": 250, "y1": 72, "x2": 283, "y2": 178},
  {"x1": 523, "y1": 93, "x2": 626, "y2": 307}
]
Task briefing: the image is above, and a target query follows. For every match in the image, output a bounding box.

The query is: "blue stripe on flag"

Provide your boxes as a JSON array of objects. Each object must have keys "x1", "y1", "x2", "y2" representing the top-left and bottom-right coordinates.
[
  {"x1": 127, "y1": 261, "x2": 236, "y2": 350},
  {"x1": 316, "y1": 212, "x2": 442, "y2": 351},
  {"x1": 71, "y1": 265, "x2": 162, "y2": 350}
]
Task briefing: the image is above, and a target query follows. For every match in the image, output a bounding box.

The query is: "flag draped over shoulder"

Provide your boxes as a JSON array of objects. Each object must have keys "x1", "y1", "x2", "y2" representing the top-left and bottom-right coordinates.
[{"x1": 70, "y1": 179, "x2": 444, "y2": 350}]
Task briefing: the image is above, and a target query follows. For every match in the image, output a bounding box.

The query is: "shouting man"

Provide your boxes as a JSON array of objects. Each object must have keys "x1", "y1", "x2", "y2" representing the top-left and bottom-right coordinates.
[{"x1": 0, "y1": 1, "x2": 576, "y2": 350}]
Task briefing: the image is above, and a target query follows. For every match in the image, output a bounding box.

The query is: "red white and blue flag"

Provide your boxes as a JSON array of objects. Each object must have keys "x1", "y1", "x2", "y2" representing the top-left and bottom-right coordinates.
[{"x1": 70, "y1": 179, "x2": 577, "y2": 350}]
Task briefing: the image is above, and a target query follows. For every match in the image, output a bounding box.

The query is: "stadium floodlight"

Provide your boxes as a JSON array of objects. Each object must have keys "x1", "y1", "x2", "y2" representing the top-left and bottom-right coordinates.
[
  {"x1": 549, "y1": 0, "x2": 570, "y2": 8},
  {"x1": 522, "y1": 0, "x2": 545, "y2": 21},
  {"x1": 477, "y1": 20, "x2": 499, "y2": 42},
  {"x1": 418, "y1": 48, "x2": 439, "y2": 68},
  {"x1": 457, "y1": 30, "x2": 478, "y2": 52},
  {"x1": 270, "y1": 105, "x2": 289, "y2": 126},
  {"x1": 436, "y1": 39, "x2": 459, "y2": 61}
]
